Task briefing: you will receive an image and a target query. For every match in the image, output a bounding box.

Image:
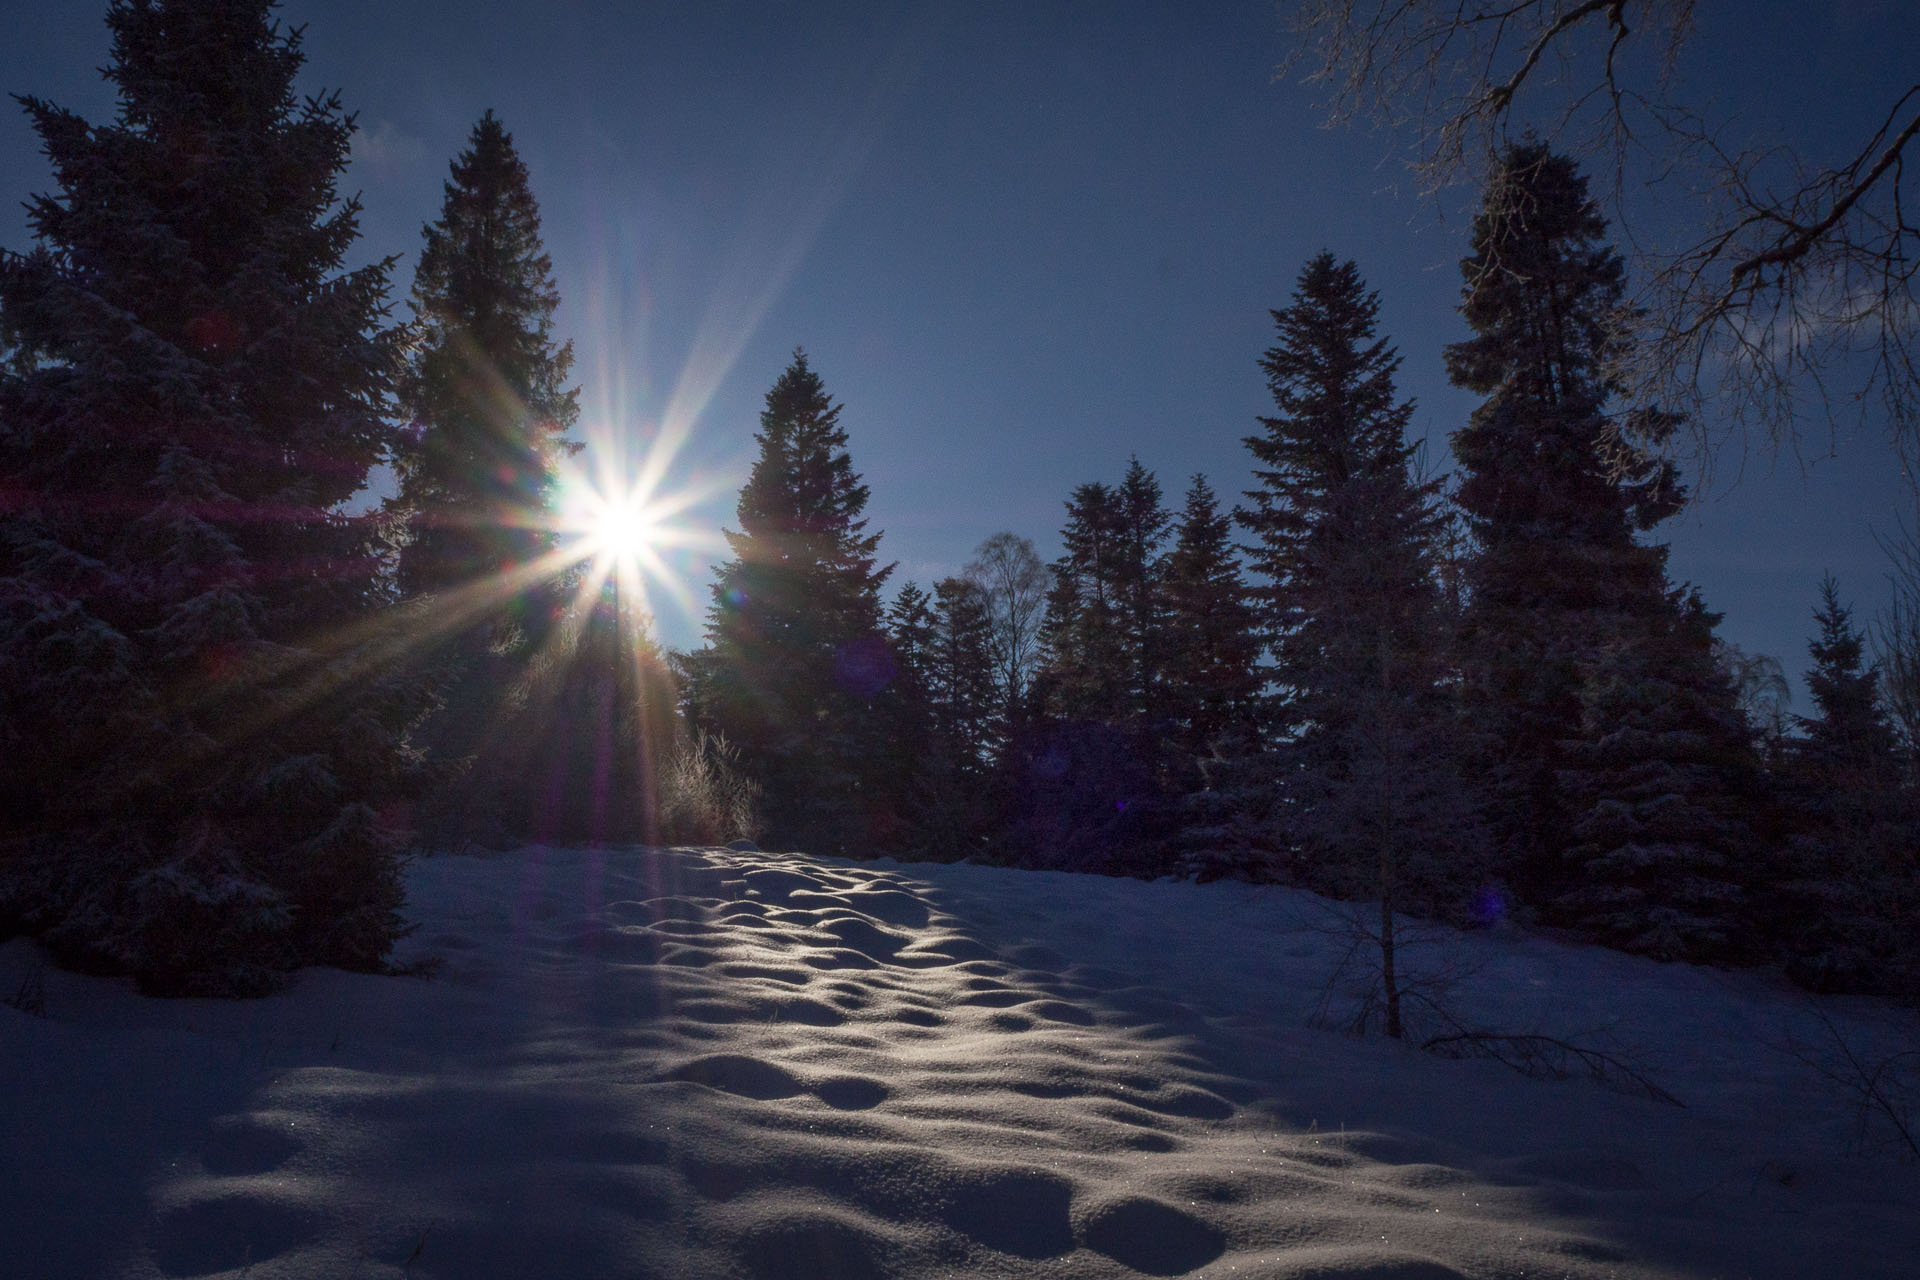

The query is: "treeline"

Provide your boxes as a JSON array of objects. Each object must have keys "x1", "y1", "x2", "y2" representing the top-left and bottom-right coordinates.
[
  {"x1": 679, "y1": 147, "x2": 1920, "y2": 1005},
  {"x1": 1, "y1": 4, "x2": 1914, "y2": 1003}
]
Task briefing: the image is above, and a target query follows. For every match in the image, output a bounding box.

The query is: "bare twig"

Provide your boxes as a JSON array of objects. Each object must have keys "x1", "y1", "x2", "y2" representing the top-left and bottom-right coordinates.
[
  {"x1": 1424, "y1": 1030, "x2": 1686, "y2": 1106},
  {"x1": 1780, "y1": 1003, "x2": 1920, "y2": 1160}
]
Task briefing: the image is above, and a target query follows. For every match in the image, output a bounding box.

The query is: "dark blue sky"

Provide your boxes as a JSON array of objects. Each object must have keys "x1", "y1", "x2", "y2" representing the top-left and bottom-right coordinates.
[{"x1": 3, "y1": 0, "x2": 1911, "y2": 706}]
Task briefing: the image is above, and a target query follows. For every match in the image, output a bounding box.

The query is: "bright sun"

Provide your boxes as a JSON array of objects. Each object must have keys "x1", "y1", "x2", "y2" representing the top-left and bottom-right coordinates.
[
  {"x1": 559, "y1": 474, "x2": 659, "y2": 566},
  {"x1": 548, "y1": 445, "x2": 718, "y2": 631},
  {"x1": 590, "y1": 496, "x2": 656, "y2": 560}
]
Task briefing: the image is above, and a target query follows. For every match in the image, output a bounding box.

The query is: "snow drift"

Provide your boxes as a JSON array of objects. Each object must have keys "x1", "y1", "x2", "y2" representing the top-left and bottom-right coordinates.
[{"x1": 3, "y1": 844, "x2": 1916, "y2": 1278}]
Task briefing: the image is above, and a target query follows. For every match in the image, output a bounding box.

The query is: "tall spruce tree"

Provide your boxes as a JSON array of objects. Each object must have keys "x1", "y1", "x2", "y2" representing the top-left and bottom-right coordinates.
[
  {"x1": 902, "y1": 577, "x2": 1000, "y2": 860},
  {"x1": 1015, "y1": 466, "x2": 1176, "y2": 873},
  {"x1": 1160, "y1": 475, "x2": 1260, "y2": 777},
  {"x1": 387, "y1": 111, "x2": 581, "y2": 841},
  {"x1": 0, "y1": 0, "x2": 423, "y2": 993},
  {"x1": 1448, "y1": 145, "x2": 1752, "y2": 959},
  {"x1": 1040, "y1": 480, "x2": 1128, "y2": 724},
  {"x1": 1234, "y1": 254, "x2": 1474, "y2": 943},
  {"x1": 687, "y1": 352, "x2": 895, "y2": 854},
  {"x1": 1041, "y1": 459, "x2": 1171, "y2": 740},
  {"x1": 393, "y1": 111, "x2": 576, "y2": 610}
]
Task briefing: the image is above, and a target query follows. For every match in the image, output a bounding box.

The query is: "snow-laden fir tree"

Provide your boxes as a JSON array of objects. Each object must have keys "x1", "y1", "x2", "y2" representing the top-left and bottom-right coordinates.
[
  {"x1": 385, "y1": 111, "x2": 585, "y2": 842},
  {"x1": 1232, "y1": 254, "x2": 1479, "y2": 943},
  {"x1": 685, "y1": 352, "x2": 896, "y2": 855},
  {"x1": 0, "y1": 0, "x2": 426, "y2": 994},
  {"x1": 1447, "y1": 144, "x2": 1754, "y2": 960}
]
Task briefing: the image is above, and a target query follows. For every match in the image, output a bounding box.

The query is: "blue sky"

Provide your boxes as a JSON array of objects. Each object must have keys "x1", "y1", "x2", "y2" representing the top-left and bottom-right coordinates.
[{"x1": 2, "y1": 0, "x2": 1911, "y2": 706}]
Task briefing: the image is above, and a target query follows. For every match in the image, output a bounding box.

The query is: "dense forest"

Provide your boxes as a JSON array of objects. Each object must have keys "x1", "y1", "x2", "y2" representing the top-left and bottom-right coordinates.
[{"x1": 2, "y1": 0, "x2": 1915, "y2": 1007}]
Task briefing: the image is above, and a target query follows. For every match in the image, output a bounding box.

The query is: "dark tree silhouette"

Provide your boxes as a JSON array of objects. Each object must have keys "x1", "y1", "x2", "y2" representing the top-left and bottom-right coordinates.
[
  {"x1": 0, "y1": 0, "x2": 425, "y2": 993},
  {"x1": 386, "y1": 110, "x2": 584, "y2": 843},
  {"x1": 1234, "y1": 253, "x2": 1474, "y2": 1031},
  {"x1": 1762, "y1": 577, "x2": 1918, "y2": 997},
  {"x1": 1041, "y1": 458, "x2": 1170, "y2": 744},
  {"x1": 1800, "y1": 575, "x2": 1900, "y2": 783},
  {"x1": 392, "y1": 110, "x2": 577, "y2": 611},
  {"x1": 1449, "y1": 145, "x2": 1752, "y2": 960},
  {"x1": 686, "y1": 352, "x2": 896, "y2": 855},
  {"x1": 902, "y1": 577, "x2": 1001, "y2": 860},
  {"x1": 1159, "y1": 475, "x2": 1260, "y2": 778},
  {"x1": 1041, "y1": 480, "x2": 1128, "y2": 725}
]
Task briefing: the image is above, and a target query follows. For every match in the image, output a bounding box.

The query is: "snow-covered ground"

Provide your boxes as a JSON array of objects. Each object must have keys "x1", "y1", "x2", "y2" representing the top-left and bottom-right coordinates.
[{"x1": 3, "y1": 844, "x2": 1917, "y2": 1279}]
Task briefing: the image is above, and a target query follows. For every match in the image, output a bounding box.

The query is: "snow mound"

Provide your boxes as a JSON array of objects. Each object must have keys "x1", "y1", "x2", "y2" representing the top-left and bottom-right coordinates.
[{"x1": 3, "y1": 845, "x2": 1916, "y2": 1278}]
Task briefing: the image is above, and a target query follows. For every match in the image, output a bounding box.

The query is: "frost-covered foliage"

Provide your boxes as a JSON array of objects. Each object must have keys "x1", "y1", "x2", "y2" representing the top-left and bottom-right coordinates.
[
  {"x1": 1553, "y1": 593, "x2": 1758, "y2": 961},
  {"x1": 0, "y1": 0, "x2": 426, "y2": 994},
  {"x1": 655, "y1": 730, "x2": 763, "y2": 847}
]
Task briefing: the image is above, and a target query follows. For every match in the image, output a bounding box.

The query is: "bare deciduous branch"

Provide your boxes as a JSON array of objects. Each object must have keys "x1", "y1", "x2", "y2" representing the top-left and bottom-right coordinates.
[{"x1": 1284, "y1": 1, "x2": 1920, "y2": 470}]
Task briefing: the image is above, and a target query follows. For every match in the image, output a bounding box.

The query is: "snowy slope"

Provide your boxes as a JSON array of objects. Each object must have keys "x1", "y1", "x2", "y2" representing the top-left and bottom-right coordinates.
[{"x1": 3, "y1": 844, "x2": 1916, "y2": 1279}]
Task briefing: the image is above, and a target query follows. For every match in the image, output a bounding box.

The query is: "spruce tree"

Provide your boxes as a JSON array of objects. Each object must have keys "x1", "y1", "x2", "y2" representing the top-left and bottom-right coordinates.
[
  {"x1": 1115, "y1": 457, "x2": 1172, "y2": 737},
  {"x1": 1554, "y1": 590, "x2": 1757, "y2": 959},
  {"x1": 1040, "y1": 460, "x2": 1171, "y2": 742},
  {"x1": 1015, "y1": 467, "x2": 1175, "y2": 873},
  {"x1": 901, "y1": 577, "x2": 1000, "y2": 860},
  {"x1": 1799, "y1": 576, "x2": 1899, "y2": 781},
  {"x1": 387, "y1": 110, "x2": 581, "y2": 841},
  {"x1": 1448, "y1": 145, "x2": 1752, "y2": 959},
  {"x1": 1040, "y1": 480, "x2": 1127, "y2": 724},
  {"x1": 929, "y1": 576, "x2": 1001, "y2": 770},
  {"x1": 1761, "y1": 576, "x2": 1917, "y2": 994},
  {"x1": 1234, "y1": 254, "x2": 1474, "y2": 937},
  {"x1": 1241, "y1": 253, "x2": 1441, "y2": 730},
  {"x1": 687, "y1": 352, "x2": 895, "y2": 854},
  {"x1": 886, "y1": 581, "x2": 938, "y2": 698},
  {"x1": 392, "y1": 110, "x2": 577, "y2": 611},
  {"x1": 1160, "y1": 475, "x2": 1260, "y2": 776},
  {"x1": 0, "y1": 0, "x2": 423, "y2": 993}
]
